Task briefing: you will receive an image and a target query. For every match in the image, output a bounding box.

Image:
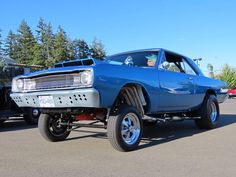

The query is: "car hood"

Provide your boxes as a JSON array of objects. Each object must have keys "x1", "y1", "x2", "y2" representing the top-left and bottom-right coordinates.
[{"x1": 14, "y1": 59, "x2": 108, "y2": 79}]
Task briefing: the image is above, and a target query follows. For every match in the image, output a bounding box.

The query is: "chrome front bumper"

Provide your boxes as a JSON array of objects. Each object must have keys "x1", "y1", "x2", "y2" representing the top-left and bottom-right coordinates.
[{"x1": 10, "y1": 88, "x2": 100, "y2": 108}]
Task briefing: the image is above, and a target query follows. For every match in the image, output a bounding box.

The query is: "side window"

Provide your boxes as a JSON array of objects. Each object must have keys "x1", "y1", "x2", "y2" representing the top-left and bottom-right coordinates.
[
  {"x1": 161, "y1": 52, "x2": 185, "y2": 73},
  {"x1": 107, "y1": 51, "x2": 159, "y2": 67},
  {"x1": 182, "y1": 58, "x2": 197, "y2": 75},
  {"x1": 168, "y1": 62, "x2": 181, "y2": 72},
  {"x1": 161, "y1": 52, "x2": 197, "y2": 75}
]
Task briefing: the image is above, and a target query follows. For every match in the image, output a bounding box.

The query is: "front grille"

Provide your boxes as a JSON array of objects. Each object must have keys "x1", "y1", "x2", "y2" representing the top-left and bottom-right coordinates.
[{"x1": 24, "y1": 73, "x2": 80, "y2": 91}]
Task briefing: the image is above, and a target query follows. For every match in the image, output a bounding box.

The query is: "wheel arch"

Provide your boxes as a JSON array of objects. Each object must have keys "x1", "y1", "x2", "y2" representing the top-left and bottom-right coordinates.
[
  {"x1": 195, "y1": 89, "x2": 220, "y2": 129},
  {"x1": 111, "y1": 82, "x2": 151, "y2": 116},
  {"x1": 201, "y1": 89, "x2": 217, "y2": 105},
  {"x1": 205, "y1": 89, "x2": 217, "y2": 97}
]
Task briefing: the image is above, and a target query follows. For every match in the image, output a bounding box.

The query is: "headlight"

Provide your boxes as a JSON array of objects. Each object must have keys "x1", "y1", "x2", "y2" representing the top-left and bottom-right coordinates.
[
  {"x1": 12, "y1": 78, "x2": 24, "y2": 92},
  {"x1": 80, "y1": 71, "x2": 93, "y2": 85},
  {"x1": 73, "y1": 70, "x2": 93, "y2": 87},
  {"x1": 24, "y1": 79, "x2": 36, "y2": 91}
]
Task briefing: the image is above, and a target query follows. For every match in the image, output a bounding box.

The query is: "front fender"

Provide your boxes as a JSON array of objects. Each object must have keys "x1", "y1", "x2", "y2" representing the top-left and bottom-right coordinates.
[{"x1": 92, "y1": 64, "x2": 159, "y2": 112}]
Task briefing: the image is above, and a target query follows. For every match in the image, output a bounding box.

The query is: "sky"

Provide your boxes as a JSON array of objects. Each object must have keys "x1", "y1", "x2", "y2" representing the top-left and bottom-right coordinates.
[{"x1": 1, "y1": 0, "x2": 236, "y2": 74}]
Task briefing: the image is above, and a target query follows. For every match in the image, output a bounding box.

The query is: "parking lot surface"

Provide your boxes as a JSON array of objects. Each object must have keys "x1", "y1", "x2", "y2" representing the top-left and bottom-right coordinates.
[{"x1": 1, "y1": 99, "x2": 236, "y2": 177}]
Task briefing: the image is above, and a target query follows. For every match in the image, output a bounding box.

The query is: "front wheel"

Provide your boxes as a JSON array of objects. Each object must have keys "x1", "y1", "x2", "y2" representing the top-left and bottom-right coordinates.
[
  {"x1": 38, "y1": 114, "x2": 71, "y2": 142},
  {"x1": 195, "y1": 95, "x2": 219, "y2": 129},
  {"x1": 107, "y1": 106, "x2": 143, "y2": 152}
]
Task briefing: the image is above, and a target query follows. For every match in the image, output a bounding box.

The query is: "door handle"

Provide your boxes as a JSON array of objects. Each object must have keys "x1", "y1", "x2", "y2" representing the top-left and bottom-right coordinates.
[{"x1": 188, "y1": 77, "x2": 193, "y2": 80}]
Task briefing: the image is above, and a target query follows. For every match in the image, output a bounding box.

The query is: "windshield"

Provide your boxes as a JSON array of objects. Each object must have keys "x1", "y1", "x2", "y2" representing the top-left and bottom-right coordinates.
[{"x1": 106, "y1": 51, "x2": 159, "y2": 67}]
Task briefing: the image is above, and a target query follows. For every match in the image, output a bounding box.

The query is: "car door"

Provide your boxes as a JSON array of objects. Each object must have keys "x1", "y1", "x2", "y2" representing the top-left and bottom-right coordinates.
[{"x1": 158, "y1": 51, "x2": 196, "y2": 111}]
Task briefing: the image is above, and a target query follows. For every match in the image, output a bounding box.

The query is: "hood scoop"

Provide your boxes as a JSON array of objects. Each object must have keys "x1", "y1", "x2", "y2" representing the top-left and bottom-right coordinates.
[{"x1": 54, "y1": 58, "x2": 95, "y2": 68}]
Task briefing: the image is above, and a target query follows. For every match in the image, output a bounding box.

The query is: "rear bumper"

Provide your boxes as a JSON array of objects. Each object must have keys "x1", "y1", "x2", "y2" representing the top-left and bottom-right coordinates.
[
  {"x1": 10, "y1": 88, "x2": 100, "y2": 108},
  {"x1": 217, "y1": 93, "x2": 229, "y2": 103}
]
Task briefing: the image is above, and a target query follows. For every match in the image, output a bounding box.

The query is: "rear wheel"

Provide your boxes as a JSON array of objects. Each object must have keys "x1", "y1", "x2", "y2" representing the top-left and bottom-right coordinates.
[
  {"x1": 195, "y1": 94, "x2": 219, "y2": 129},
  {"x1": 38, "y1": 114, "x2": 71, "y2": 142},
  {"x1": 107, "y1": 106, "x2": 143, "y2": 152}
]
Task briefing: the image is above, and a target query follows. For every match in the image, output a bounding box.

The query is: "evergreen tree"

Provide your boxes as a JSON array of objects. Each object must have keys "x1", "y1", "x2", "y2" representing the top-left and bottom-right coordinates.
[
  {"x1": 0, "y1": 29, "x2": 3, "y2": 55},
  {"x1": 17, "y1": 20, "x2": 37, "y2": 64},
  {"x1": 32, "y1": 42, "x2": 43, "y2": 66},
  {"x1": 36, "y1": 18, "x2": 47, "y2": 65},
  {"x1": 4, "y1": 30, "x2": 20, "y2": 59},
  {"x1": 51, "y1": 26, "x2": 68, "y2": 66},
  {"x1": 90, "y1": 38, "x2": 106, "y2": 60},
  {"x1": 36, "y1": 18, "x2": 55, "y2": 66},
  {"x1": 3, "y1": 19, "x2": 107, "y2": 66},
  {"x1": 73, "y1": 39, "x2": 90, "y2": 59},
  {"x1": 67, "y1": 37, "x2": 74, "y2": 59}
]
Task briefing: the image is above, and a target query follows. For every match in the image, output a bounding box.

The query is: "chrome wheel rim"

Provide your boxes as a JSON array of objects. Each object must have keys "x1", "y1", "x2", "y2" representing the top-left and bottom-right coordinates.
[
  {"x1": 210, "y1": 102, "x2": 217, "y2": 122},
  {"x1": 48, "y1": 118, "x2": 68, "y2": 137},
  {"x1": 121, "y1": 113, "x2": 141, "y2": 145}
]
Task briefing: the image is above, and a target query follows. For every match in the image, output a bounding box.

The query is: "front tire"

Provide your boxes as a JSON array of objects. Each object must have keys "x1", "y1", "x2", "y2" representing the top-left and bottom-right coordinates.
[
  {"x1": 38, "y1": 114, "x2": 71, "y2": 142},
  {"x1": 107, "y1": 106, "x2": 143, "y2": 152},
  {"x1": 195, "y1": 94, "x2": 219, "y2": 129}
]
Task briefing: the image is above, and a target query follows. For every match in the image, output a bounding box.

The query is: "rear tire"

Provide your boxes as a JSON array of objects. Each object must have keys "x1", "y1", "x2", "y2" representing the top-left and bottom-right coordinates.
[
  {"x1": 38, "y1": 114, "x2": 71, "y2": 142},
  {"x1": 195, "y1": 94, "x2": 219, "y2": 129},
  {"x1": 107, "y1": 106, "x2": 143, "y2": 152}
]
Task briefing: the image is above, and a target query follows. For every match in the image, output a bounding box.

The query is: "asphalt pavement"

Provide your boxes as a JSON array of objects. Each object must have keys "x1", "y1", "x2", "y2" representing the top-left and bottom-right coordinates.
[{"x1": 1, "y1": 99, "x2": 236, "y2": 177}]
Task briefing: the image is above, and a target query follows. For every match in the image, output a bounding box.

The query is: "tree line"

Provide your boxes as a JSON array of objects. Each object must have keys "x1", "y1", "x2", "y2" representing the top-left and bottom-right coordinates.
[
  {"x1": 0, "y1": 18, "x2": 106, "y2": 67},
  {"x1": 1, "y1": 20, "x2": 235, "y2": 87}
]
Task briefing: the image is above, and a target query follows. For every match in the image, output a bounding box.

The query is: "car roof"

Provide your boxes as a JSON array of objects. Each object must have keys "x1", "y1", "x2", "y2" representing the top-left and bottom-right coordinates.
[
  {"x1": 107, "y1": 48, "x2": 161, "y2": 57},
  {"x1": 107, "y1": 48, "x2": 191, "y2": 59}
]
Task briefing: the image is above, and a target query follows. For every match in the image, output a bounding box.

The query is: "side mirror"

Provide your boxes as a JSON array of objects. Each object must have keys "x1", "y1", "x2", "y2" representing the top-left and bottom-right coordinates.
[{"x1": 162, "y1": 61, "x2": 170, "y2": 69}]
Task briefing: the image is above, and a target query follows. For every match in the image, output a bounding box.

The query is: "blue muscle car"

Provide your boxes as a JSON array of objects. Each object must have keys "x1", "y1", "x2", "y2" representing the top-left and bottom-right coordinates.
[{"x1": 10, "y1": 48, "x2": 228, "y2": 151}]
